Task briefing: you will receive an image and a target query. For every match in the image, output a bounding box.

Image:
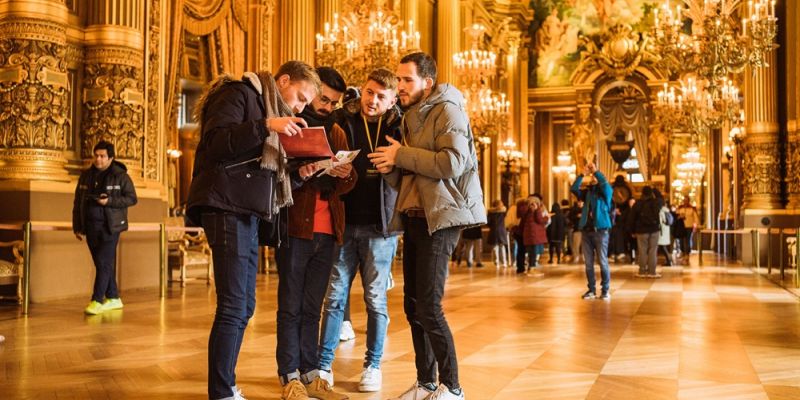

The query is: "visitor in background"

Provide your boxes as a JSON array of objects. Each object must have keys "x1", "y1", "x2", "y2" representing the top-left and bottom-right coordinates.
[
  {"x1": 458, "y1": 224, "x2": 484, "y2": 268},
  {"x1": 547, "y1": 202, "x2": 566, "y2": 264},
  {"x1": 522, "y1": 195, "x2": 549, "y2": 270},
  {"x1": 676, "y1": 197, "x2": 700, "y2": 259},
  {"x1": 568, "y1": 199, "x2": 584, "y2": 263},
  {"x1": 656, "y1": 191, "x2": 674, "y2": 267},
  {"x1": 513, "y1": 197, "x2": 529, "y2": 273},
  {"x1": 487, "y1": 199, "x2": 509, "y2": 268},
  {"x1": 628, "y1": 186, "x2": 662, "y2": 278}
]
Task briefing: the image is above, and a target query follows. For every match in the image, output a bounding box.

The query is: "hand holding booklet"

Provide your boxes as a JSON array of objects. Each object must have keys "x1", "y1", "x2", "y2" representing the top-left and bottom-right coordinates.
[
  {"x1": 312, "y1": 150, "x2": 361, "y2": 176},
  {"x1": 278, "y1": 126, "x2": 334, "y2": 159}
]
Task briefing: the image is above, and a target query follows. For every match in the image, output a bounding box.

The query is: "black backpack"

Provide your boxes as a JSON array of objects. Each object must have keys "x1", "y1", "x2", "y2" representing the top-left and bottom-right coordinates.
[{"x1": 640, "y1": 201, "x2": 661, "y2": 230}]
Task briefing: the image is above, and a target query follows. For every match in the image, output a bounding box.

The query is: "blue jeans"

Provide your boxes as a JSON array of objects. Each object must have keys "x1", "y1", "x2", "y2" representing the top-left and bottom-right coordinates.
[
  {"x1": 202, "y1": 213, "x2": 259, "y2": 400},
  {"x1": 582, "y1": 229, "x2": 610, "y2": 293},
  {"x1": 318, "y1": 225, "x2": 398, "y2": 370},
  {"x1": 276, "y1": 233, "x2": 337, "y2": 381}
]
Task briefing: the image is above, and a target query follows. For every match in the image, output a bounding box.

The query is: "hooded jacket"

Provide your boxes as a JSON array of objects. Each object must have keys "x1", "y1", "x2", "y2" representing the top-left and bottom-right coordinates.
[
  {"x1": 335, "y1": 98, "x2": 402, "y2": 237},
  {"x1": 73, "y1": 160, "x2": 138, "y2": 235},
  {"x1": 384, "y1": 84, "x2": 487, "y2": 234}
]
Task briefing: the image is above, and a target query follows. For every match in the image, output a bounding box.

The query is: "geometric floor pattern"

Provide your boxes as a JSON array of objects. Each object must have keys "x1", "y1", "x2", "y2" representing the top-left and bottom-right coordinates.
[{"x1": 1, "y1": 257, "x2": 799, "y2": 399}]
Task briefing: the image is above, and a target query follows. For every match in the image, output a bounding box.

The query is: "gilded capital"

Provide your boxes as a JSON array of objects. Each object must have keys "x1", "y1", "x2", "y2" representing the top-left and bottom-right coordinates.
[{"x1": 741, "y1": 138, "x2": 783, "y2": 209}]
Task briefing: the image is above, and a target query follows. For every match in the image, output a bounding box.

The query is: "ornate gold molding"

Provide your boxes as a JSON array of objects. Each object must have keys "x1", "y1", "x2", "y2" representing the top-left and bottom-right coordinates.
[
  {"x1": 0, "y1": 0, "x2": 70, "y2": 26},
  {"x1": 0, "y1": 18, "x2": 70, "y2": 181},
  {"x1": 84, "y1": 25, "x2": 144, "y2": 50},
  {"x1": 144, "y1": 0, "x2": 161, "y2": 182},
  {"x1": 741, "y1": 139, "x2": 782, "y2": 209},
  {"x1": 81, "y1": 46, "x2": 145, "y2": 180},
  {"x1": 787, "y1": 131, "x2": 800, "y2": 208}
]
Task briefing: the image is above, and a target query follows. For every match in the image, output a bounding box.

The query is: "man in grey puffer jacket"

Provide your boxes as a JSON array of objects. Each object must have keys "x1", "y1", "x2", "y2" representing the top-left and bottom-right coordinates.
[{"x1": 369, "y1": 52, "x2": 485, "y2": 400}]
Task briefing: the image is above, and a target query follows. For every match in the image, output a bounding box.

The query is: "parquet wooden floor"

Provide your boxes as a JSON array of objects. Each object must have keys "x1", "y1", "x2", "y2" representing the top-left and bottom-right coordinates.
[{"x1": 1, "y1": 257, "x2": 799, "y2": 399}]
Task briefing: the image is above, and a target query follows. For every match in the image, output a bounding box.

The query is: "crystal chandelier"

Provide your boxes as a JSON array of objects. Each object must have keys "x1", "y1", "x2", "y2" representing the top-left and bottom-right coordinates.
[
  {"x1": 673, "y1": 145, "x2": 706, "y2": 201},
  {"x1": 551, "y1": 150, "x2": 577, "y2": 181},
  {"x1": 652, "y1": 0, "x2": 777, "y2": 87},
  {"x1": 315, "y1": 2, "x2": 420, "y2": 86},
  {"x1": 498, "y1": 137, "x2": 523, "y2": 164},
  {"x1": 655, "y1": 76, "x2": 743, "y2": 135},
  {"x1": 452, "y1": 24, "x2": 509, "y2": 143}
]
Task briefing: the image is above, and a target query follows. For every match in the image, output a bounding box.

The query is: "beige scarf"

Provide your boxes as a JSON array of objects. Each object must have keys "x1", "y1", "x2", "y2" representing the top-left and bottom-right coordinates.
[{"x1": 243, "y1": 71, "x2": 293, "y2": 213}]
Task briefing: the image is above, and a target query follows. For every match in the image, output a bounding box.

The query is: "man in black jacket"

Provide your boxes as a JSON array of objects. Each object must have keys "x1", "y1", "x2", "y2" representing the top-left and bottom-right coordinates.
[
  {"x1": 73, "y1": 140, "x2": 137, "y2": 315},
  {"x1": 186, "y1": 61, "x2": 322, "y2": 400},
  {"x1": 628, "y1": 186, "x2": 663, "y2": 277}
]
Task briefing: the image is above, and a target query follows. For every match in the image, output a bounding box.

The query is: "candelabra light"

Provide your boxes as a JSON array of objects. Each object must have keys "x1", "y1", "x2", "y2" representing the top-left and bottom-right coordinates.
[
  {"x1": 672, "y1": 145, "x2": 706, "y2": 202},
  {"x1": 452, "y1": 24, "x2": 509, "y2": 143},
  {"x1": 655, "y1": 75, "x2": 743, "y2": 135},
  {"x1": 315, "y1": 2, "x2": 420, "y2": 86},
  {"x1": 551, "y1": 150, "x2": 577, "y2": 181},
  {"x1": 652, "y1": 0, "x2": 777, "y2": 88}
]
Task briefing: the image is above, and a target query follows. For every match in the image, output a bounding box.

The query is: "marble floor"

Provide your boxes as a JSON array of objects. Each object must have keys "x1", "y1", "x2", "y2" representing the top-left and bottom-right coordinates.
[{"x1": 1, "y1": 256, "x2": 799, "y2": 399}]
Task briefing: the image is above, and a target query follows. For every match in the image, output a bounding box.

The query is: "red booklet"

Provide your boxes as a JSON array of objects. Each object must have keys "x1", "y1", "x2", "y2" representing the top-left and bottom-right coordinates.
[{"x1": 278, "y1": 126, "x2": 335, "y2": 159}]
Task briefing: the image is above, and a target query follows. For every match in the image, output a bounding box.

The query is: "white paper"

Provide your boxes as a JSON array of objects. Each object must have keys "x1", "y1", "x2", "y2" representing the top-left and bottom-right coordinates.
[{"x1": 313, "y1": 150, "x2": 360, "y2": 176}]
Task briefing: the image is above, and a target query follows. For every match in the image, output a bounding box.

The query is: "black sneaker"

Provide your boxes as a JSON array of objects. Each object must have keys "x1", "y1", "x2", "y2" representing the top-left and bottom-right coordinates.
[
  {"x1": 600, "y1": 290, "x2": 611, "y2": 300},
  {"x1": 581, "y1": 290, "x2": 596, "y2": 300}
]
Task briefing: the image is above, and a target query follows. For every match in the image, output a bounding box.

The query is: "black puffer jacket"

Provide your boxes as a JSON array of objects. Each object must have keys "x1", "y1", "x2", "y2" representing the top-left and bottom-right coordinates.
[
  {"x1": 186, "y1": 78, "x2": 275, "y2": 224},
  {"x1": 73, "y1": 161, "x2": 138, "y2": 234}
]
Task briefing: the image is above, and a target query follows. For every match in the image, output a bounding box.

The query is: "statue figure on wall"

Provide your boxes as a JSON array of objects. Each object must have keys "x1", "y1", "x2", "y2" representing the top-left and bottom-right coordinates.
[
  {"x1": 535, "y1": 8, "x2": 565, "y2": 54},
  {"x1": 648, "y1": 124, "x2": 668, "y2": 176},
  {"x1": 570, "y1": 107, "x2": 596, "y2": 172}
]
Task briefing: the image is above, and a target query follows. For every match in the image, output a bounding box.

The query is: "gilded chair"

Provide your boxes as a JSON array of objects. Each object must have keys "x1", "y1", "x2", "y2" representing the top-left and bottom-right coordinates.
[
  {"x1": 0, "y1": 240, "x2": 24, "y2": 303},
  {"x1": 166, "y1": 217, "x2": 213, "y2": 287}
]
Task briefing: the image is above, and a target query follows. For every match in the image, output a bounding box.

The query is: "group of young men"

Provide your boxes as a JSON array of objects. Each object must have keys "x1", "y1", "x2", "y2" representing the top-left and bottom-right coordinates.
[{"x1": 180, "y1": 52, "x2": 485, "y2": 400}]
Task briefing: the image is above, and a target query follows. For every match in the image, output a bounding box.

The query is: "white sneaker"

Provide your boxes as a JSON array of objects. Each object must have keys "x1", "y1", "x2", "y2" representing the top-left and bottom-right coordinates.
[
  {"x1": 319, "y1": 369, "x2": 334, "y2": 387},
  {"x1": 358, "y1": 366, "x2": 382, "y2": 392},
  {"x1": 388, "y1": 381, "x2": 434, "y2": 400},
  {"x1": 339, "y1": 321, "x2": 356, "y2": 341},
  {"x1": 428, "y1": 384, "x2": 465, "y2": 400},
  {"x1": 232, "y1": 385, "x2": 247, "y2": 400}
]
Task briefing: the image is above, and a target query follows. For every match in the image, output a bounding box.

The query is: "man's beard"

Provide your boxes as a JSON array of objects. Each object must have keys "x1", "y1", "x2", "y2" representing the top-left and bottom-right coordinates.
[{"x1": 400, "y1": 90, "x2": 424, "y2": 109}]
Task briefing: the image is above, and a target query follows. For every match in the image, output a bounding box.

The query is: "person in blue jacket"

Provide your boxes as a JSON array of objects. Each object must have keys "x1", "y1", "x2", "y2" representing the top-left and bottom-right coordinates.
[{"x1": 570, "y1": 162, "x2": 614, "y2": 300}]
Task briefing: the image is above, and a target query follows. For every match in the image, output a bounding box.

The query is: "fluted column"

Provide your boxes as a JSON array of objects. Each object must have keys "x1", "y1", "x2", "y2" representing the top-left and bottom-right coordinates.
[
  {"x1": 280, "y1": 0, "x2": 314, "y2": 63},
  {"x1": 82, "y1": 0, "x2": 146, "y2": 181},
  {"x1": 400, "y1": 0, "x2": 418, "y2": 29},
  {"x1": 786, "y1": 0, "x2": 800, "y2": 208},
  {"x1": 742, "y1": 47, "x2": 782, "y2": 209},
  {"x1": 316, "y1": 0, "x2": 340, "y2": 38},
  {"x1": 0, "y1": 0, "x2": 72, "y2": 181},
  {"x1": 435, "y1": 0, "x2": 459, "y2": 84}
]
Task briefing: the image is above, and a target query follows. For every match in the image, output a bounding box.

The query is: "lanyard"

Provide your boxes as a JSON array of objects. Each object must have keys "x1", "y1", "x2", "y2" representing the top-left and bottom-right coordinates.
[
  {"x1": 362, "y1": 114, "x2": 383, "y2": 152},
  {"x1": 400, "y1": 114, "x2": 408, "y2": 145}
]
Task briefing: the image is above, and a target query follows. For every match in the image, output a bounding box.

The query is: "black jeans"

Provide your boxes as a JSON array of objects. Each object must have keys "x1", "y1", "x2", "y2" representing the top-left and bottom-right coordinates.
[
  {"x1": 275, "y1": 233, "x2": 336, "y2": 380},
  {"x1": 515, "y1": 235, "x2": 526, "y2": 273},
  {"x1": 402, "y1": 216, "x2": 462, "y2": 390},
  {"x1": 86, "y1": 219, "x2": 120, "y2": 303},
  {"x1": 202, "y1": 212, "x2": 259, "y2": 400}
]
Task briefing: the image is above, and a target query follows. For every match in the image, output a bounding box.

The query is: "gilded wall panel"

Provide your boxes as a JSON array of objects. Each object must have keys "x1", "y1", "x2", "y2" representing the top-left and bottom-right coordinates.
[{"x1": 741, "y1": 140, "x2": 781, "y2": 201}]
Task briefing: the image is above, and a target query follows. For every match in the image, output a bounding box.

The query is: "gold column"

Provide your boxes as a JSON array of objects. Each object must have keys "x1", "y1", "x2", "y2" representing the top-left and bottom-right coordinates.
[
  {"x1": 435, "y1": 0, "x2": 459, "y2": 84},
  {"x1": 280, "y1": 0, "x2": 314, "y2": 63},
  {"x1": 786, "y1": 0, "x2": 800, "y2": 208},
  {"x1": 316, "y1": 0, "x2": 340, "y2": 37},
  {"x1": 83, "y1": 0, "x2": 146, "y2": 181},
  {"x1": 0, "y1": 0, "x2": 72, "y2": 181},
  {"x1": 417, "y1": 0, "x2": 434, "y2": 54},
  {"x1": 742, "y1": 47, "x2": 782, "y2": 209},
  {"x1": 400, "y1": 0, "x2": 418, "y2": 29}
]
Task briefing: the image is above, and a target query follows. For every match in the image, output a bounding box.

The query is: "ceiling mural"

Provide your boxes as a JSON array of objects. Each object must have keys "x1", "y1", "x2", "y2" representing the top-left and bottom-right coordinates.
[{"x1": 529, "y1": 0, "x2": 658, "y2": 87}]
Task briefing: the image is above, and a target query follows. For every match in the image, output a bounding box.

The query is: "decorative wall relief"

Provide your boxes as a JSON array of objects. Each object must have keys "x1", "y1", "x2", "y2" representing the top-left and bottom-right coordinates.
[
  {"x1": 786, "y1": 132, "x2": 800, "y2": 206},
  {"x1": 741, "y1": 140, "x2": 781, "y2": 199},
  {"x1": 82, "y1": 47, "x2": 145, "y2": 177},
  {"x1": 145, "y1": 0, "x2": 162, "y2": 181},
  {"x1": 0, "y1": 19, "x2": 71, "y2": 181}
]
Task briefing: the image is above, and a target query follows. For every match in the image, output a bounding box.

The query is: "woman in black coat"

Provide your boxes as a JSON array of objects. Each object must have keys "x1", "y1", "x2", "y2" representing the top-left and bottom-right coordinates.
[
  {"x1": 546, "y1": 202, "x2": 567, "y2": 263},
  {"x1": 487, "y1": 199, "x2": 509, "y2": 268}
]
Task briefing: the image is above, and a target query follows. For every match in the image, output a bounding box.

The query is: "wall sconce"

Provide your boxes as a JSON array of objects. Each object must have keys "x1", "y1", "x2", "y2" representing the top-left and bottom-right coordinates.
[{"x1": 167, "y1": 148, "x2": 183, "y2": 159}]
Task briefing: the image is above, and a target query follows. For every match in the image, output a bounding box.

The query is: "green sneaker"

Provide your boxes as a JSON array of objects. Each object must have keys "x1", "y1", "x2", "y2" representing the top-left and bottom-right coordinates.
[
  {"x1": 102, "y1": 298, "x2": 124, "y2": 311},
  {"x1": 84, "y1": 300, "x2": 104, "y2": 315}
]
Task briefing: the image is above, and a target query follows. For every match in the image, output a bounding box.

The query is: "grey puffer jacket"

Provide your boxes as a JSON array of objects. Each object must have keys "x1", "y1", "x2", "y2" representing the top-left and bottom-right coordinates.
[{"x1": 385, "y1": 83, "x2": 487, "y2": 234}]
